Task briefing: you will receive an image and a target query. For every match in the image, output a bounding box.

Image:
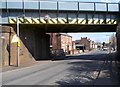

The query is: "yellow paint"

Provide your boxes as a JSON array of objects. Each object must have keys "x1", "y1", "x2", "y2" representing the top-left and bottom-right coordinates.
[
  {"x1": 25, "y1": 18, "x2": 32, "y2": 23},
  {"x1": 69, "y1": 19, "x2": 77, "y2": 24},
  {"x1": 100, "y1": 19, "x2": 104, "y2": 24},
  {"x1": 32, "y1": 18, "x2": 40, "y2": 24},
  {"x1": 17, "y1": 42, "x2": 20, "y2": 47},
  {"x1": 19, "y1": 18, "x2": 24, "y2": 23},
  {"x1": 58, "y1": 18, "x2": 65, "y2": 24},
  {"x1": 81, "y1": 20, "x2": 86, "y2": 24},
  {"x1": 48, "y1": 19, "x2": 53, "y2": 24},
  {"x1": 8, "y1": 18, "x2": 117, "y2": 25},
  {"x1": 51, "y1": 19, "x2": 57, "y2": 24},
  {"x1": 94, "y1": 19, "x2": 99, "y2": 24},
  {"x1": 78, "y1": 19, "x2": 83, "y2": 24},
  {"x1": 9, "y1": 18, "x2": 16, "y2": 23},
  {"x1": 40, "y1": 19, "x2": 46, "y2": 23},
  {"x1": 88, "y1": 19, "x2": 93, "y2": 24}
]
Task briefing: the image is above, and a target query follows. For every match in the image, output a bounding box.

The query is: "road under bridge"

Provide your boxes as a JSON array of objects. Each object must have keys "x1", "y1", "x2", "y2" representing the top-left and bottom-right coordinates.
[{"x1": 1, "y1": 0, "x2": 120, "y2": 66}]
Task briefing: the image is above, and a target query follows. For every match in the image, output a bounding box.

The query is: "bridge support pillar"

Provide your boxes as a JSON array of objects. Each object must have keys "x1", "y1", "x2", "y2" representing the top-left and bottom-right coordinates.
[
  {"x1": 1, "y1": 25, "x2": 50, "y2": 67},
  {"x1": 116, "y1": 23, "x2": 120, "y2": 60}
]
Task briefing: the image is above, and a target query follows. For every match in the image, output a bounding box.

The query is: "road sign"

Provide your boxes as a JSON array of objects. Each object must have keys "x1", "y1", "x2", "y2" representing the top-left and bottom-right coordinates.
[
  {"x1": 44, "y1": 14, "x2": 50, "y2": 21},
  {"x1": 11, "y1": 34, "x2": 20, "y2": 43}
]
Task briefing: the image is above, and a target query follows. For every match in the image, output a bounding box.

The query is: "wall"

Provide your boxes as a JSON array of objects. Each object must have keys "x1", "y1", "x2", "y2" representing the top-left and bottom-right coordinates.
[
  {"x1": 1, "y1": 25, "x2": 50, "y2": 66},
  {"x1": 79, "y1": 37, "x2": 90, "y2": 50},
  {"x1": 1, "y1": 26, "x2": 11, "y2": 66},
  {"x1": 51, "y1": 33, "x2": 58, "y2": 49},
  {"x1": 58, "y1": 34, "x2": 72, "y2": 54}
]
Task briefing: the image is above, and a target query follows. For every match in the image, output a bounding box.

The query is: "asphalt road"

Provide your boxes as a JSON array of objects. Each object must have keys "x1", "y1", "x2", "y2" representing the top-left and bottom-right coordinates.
[{"x1": 2, "y1": 50, "x2": 119, "y2": 85}]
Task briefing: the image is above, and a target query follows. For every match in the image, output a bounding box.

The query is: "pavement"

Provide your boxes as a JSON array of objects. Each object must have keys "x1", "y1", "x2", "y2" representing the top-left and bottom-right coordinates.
[
  {"x1": 2, "y1": 60, "x2": 52, "y2": 72},
  {"x1": 1, "y1": 49, "x2": 93, "y2": 72}
]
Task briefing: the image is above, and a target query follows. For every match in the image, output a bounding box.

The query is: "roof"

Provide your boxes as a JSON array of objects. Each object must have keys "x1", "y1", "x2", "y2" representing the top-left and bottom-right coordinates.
[{"x1": 57, "y1": 33, "x2": 72, "y2": 37}]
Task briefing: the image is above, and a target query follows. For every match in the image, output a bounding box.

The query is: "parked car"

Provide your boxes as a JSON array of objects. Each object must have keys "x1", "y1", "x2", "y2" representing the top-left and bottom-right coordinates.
[{"x1": 50, "y1": 49, "x2": 66, "y2": 60}]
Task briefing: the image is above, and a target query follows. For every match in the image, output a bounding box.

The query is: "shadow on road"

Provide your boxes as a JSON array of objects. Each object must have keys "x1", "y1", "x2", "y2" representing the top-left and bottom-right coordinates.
[
  {"x1": 55, "y1": 53, "x2": 119, "y2": 85},
  {"x1": 65, "y1": 53, "x2": 115, "y2": 61}
]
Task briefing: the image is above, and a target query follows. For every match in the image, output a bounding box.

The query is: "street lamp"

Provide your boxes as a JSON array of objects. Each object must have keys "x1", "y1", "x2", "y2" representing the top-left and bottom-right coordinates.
[{"x1": 16, "y1": 14, "x2": 25, "y2": 67}]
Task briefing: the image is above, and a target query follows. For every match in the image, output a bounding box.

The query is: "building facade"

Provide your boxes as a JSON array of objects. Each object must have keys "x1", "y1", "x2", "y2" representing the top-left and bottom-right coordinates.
[
  {"x1": 50, "y1": 33, "x2": 72, "y2": 54},
  {"x1": 74, "y1": 37, "x2": 94, "y2": 50}
]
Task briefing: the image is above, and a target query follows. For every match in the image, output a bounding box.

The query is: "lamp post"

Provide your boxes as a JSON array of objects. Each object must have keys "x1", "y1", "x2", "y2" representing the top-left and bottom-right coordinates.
[
  {"x1": 16, "y1": 17, "x2": 19, "y2": 67},
  {"x1": 16, "y1": 15, "x2": 25, "y2": 67}
]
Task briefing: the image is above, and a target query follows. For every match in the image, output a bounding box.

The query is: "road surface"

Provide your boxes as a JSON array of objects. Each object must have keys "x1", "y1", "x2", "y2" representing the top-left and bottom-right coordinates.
[{"x1": 2, "y1": 50, "x2": 119, "y2": 85}]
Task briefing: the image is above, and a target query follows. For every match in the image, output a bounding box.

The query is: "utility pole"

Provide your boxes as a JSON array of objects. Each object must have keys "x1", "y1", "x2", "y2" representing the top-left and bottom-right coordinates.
[
  {"x1": 16, "y1": 14, "x2": 25, "y2": 67},
  {"x1": 16, "y1": 17, "x2": 19, "y2": 67}
]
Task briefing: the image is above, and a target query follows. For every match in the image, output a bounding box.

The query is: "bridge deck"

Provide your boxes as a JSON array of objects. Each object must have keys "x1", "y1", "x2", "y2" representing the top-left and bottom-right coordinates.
[{"x1": 5, "y1": 24, "x2": 117, "y2": 32}]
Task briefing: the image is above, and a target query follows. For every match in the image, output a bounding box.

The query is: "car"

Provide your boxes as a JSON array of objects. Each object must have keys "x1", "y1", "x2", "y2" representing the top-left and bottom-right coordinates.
[
  {"x1": 103, "y1": 47, "x2": 108, "y2": 51},
  {"x1": 50, "y1": 49, "x2": 66, "y2": 60}
]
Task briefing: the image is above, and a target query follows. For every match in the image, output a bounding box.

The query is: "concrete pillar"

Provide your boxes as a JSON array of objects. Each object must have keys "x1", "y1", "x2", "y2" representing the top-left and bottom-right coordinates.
[{"x1": 116, "y1": 23, "x2": 120, "y2": 61}]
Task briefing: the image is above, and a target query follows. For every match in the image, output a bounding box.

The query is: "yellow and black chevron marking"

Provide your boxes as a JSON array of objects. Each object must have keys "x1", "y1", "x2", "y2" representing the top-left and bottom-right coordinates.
[
  {"x1": 58, "y1": 18, "x2": 67, "y2": 24},
  {"x1": 78, "y1": 19, "x2": 86, "y2": 24},
  {"x1": 99, "y1": 19, "x2": 104, "y2": 24},
  {"x1": 24, "y1": 18, "x2": 32, "y2": 24},
  {"x1": 94, "y1": 19, "x2": 99, "y2": 24},
  {"x1": 88, "y1": 19, "x2": 94, "y2": 24},
  {"x1": 32, "y1": 18, "x2": 40, "y2": 24},
  {"x1": 106, "y1": 19, "x2": 111, "y2": 24},
  {"x1": 111, "y1": 19, "x2": 117, "y2": 24},
  {"x1": 19, "y1": 18, "x2": 24, "y2": 23},
  {"x1": 8, "y1": 18, "x2": 117, "y2": 25},
  {"x1": 107, "y1": 19, "x2": 117, "y2": 24},
  {"x1": 50, "y1": 18, "x2": 57, "y2": 24},
  {"x1": 69, "y1": 19, "x2": 77, "y2": 24},
  {"x1": 9, "y1": 18, "x2": 16, "y2": 24}
]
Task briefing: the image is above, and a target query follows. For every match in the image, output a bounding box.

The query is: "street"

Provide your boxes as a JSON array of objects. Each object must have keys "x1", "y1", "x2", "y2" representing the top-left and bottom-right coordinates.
[{"x1": 2, "y1": 50, "x2": 119, "y2": 85}]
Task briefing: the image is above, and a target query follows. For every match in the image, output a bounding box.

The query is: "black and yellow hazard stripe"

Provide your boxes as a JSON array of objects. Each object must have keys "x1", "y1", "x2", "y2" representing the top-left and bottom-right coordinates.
[{"x1": 8, "y1": 18, "x2": 117, "y2": 25}]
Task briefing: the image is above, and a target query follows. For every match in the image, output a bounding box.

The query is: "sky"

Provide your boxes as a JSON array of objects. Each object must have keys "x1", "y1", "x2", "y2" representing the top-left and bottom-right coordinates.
[
  {"x1": 66, "y1": 0, "x2": 119, "y2": 43},
  {"x1": 68, "y1": 32, "x2": 116, "y2": 43}
]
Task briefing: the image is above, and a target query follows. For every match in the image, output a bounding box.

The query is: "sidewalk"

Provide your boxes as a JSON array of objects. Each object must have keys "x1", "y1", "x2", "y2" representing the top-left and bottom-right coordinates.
[
  {"x1": 94, "y1": 52, "x2": 120, "y2": 85},
  {"x1": 1, "y1": 60, "x2": 52, "y2": 72}
]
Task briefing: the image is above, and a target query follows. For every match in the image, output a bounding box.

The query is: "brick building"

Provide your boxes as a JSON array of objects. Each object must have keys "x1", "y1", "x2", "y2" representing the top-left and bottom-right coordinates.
[
  {"x1": 49, "y1": 33, "x2": 72, "y2": 54},
  {"x1": 74, "y1": 37, "x2": 93, "y2": 50}
]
